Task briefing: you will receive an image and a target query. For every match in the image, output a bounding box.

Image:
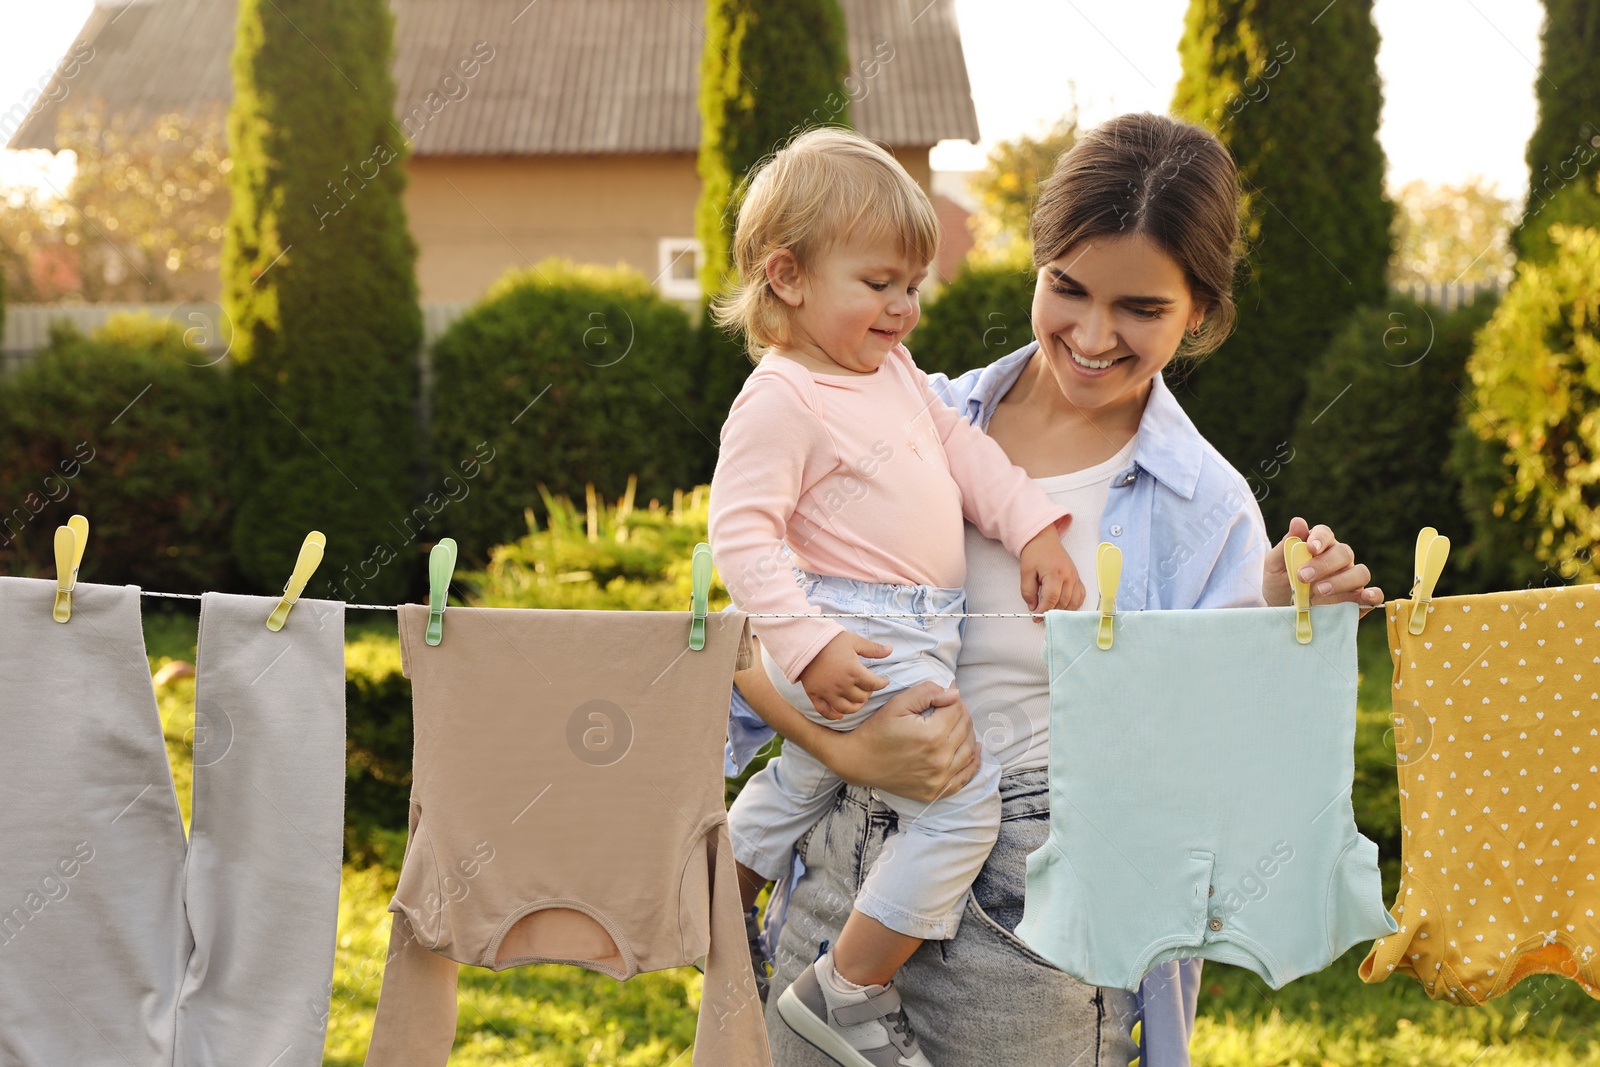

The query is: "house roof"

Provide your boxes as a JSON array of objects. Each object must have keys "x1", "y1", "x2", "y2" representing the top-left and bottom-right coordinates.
[{"x1": 8, "y1": 0, "x2": 979, "y2": 155}]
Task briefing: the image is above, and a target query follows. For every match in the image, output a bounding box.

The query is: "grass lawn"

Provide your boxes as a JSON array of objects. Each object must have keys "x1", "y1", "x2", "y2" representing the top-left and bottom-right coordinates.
[{"x1": 141, "y1": 605, "x2": 1599, "y2": 1065}]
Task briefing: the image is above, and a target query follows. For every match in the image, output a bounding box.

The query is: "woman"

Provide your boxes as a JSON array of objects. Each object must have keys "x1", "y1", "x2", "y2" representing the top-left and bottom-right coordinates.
[{"x1": 726, "y1": 112, "x2": 1383, "y2": 1065}]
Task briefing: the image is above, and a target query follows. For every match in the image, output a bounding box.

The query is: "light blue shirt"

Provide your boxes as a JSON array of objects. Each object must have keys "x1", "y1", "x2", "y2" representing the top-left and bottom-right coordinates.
[{"x1": 725, "y1": 342, "x2": 1275, "y2": 1066}]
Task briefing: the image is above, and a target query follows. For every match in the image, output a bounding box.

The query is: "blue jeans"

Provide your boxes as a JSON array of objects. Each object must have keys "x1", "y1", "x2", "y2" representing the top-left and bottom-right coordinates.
[
  {"x1": 729, "y1": 569, "x2": 1002, "y2": 940},
  {"x1": 765, "y1": 770, "x2": 1142, "y2": 1065}
]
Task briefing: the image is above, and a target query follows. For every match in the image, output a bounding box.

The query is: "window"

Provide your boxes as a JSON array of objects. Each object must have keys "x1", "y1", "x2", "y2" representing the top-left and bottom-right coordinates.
[{"x1": 657, "y1": 238, "x2": 702, "y2": 300}]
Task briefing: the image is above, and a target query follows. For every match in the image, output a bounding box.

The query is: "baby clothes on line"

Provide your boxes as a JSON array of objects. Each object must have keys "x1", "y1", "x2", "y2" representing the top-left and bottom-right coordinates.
[
  {"x1": 729, "y1": 569, "x2": 1002, "y2": 942},
  {"x1": 0, "y1": 578, "x2": 190, "y2": 1066},
  {"x1": 364, "y1": 604, "x2": 771, "y2": 1067},
  {"x1": 1359, "y1": 586, "x2": 1600, "y2": 1003},
  {"x1": 173, "y1": 591, "x2": 348, "y2": 1065},
  {"x1": 0, "y1": 579, "x2": 347, "y2": 1067},
  {"x1": 1015, "y1": 603, "x2": 1395, "y2": 990}
]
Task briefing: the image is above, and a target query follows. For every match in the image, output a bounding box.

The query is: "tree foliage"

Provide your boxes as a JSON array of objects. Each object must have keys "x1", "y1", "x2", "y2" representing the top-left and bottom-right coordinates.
[
  {"x1": 222, "y1": 0, "x2": 422, "y2": 604},
  {"x1": 1171, "y1": 0, "x2": 1392, "y2": 531}
]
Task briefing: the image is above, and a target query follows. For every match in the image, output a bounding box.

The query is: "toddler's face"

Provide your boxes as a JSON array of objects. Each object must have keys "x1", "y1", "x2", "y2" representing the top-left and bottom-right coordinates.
[{"x1": 788, "y1": 235, "x2": 928, "y2": 374}]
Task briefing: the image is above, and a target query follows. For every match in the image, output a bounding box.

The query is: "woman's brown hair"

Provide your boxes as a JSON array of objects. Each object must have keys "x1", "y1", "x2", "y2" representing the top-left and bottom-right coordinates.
[{"x1": 1030, "y1": 112, "x2": 1244, "y2": 359}]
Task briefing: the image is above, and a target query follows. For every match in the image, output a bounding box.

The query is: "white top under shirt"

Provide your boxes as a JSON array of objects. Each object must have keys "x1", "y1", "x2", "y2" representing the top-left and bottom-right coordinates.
[{"x1": 958, "y1": 432, "x2": 1140, "y2": 774}]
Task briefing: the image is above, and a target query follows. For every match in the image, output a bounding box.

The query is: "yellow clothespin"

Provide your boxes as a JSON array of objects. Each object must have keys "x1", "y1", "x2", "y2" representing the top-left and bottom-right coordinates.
[
  {"x1": 52, "y1": 514, "x2": 89, "y2": 623},
  {"x1": 266, "y1": 531, "x2": 326, "y2": 631},
  {"x1": 1410, "y1": 526, "x2": 1437, "y2": 598},
  {"x1": 425, "y1": 538, "x2": 458, "y2": 646},
  {"x1": 1096, "y1": 541, "x2": 1121, "y2": 650},
  {"x1": 1408, "y1": 527, "x2": 1450, "y2": 635},
  {"x1": 1284, "y1": 535, "x2": 1313, "y2": 645}
]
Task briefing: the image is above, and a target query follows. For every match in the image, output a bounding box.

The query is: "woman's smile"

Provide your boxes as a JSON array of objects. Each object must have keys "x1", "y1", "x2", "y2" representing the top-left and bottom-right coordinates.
[{"x1": 1060, "y1": 339, "x2": 1137, "y2": 376}]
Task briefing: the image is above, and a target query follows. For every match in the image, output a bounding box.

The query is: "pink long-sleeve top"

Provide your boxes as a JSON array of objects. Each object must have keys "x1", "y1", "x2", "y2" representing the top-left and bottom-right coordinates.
[{"x1": 708, "y1": 344, "x2": 1071, "y2": 683}]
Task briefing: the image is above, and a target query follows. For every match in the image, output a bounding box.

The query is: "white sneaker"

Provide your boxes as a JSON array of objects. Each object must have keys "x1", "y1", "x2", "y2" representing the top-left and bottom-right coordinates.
[{"x1": 775, "y1": 945, "x2": 934, "y2": 1067}]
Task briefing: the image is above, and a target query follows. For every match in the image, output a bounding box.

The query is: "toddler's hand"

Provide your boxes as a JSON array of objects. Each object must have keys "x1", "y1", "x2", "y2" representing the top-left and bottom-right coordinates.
[
  {"x1": 798, "y1": 632, "x2": 893, "y2": 720},
  {"x1": 1019, "y1": 527, "x2": 1085, "y2": 619}
]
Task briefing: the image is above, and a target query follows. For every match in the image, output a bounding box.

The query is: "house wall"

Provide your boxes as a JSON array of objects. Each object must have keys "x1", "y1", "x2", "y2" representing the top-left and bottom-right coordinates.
[{"x1": 404, "y1": 146, "x2": 934, "y2": 303}]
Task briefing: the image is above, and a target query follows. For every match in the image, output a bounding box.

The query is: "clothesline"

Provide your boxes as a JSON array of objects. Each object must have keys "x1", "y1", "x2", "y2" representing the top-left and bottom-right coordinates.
[{"x1": 134, "y1": 589, "x2": 1052, "y2": 618}]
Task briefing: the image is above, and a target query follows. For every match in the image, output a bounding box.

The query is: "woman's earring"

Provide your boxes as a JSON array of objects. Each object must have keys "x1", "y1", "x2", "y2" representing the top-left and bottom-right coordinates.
[{"x1": 1190, "y1": 322, "x2": 1201, "y2": 337}]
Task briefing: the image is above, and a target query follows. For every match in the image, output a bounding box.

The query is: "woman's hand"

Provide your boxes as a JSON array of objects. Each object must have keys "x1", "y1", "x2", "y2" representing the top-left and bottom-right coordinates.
[
  {"x1": 1263, "y1": 516, "x2": 1384, "y2": 614},
  {"x1": 734, "y1": 640, "x2": 980, "y2": 802},
  {"x1": 832, "y1": 681, "x2": 983, "y2": 803}
]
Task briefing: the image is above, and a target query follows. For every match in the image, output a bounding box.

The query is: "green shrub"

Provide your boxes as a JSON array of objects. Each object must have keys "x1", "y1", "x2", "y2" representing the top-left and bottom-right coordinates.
[
  {"x1": 427, "y1": 260, "x2": 700, "y2": 566},
  {"x1": 1172, "y1": 0, "x2": 1392, "y2": 533},
  {"x1": 343, "y1": 627, "x2": 414, "y2": 865},
  {"x1": 223, "y1": 0, "x2": 422, "y2": 607},
  {"x1": 0, "y1": 315, "x2": 234, "y2": 591},
  {"x1": 910, "y1": 261, "x2": 1037, "y2": 380},
  {"x1": 1454, "y1": 224, "x2": 1600, "y2": 591},
  {"x1": 1518, "y1": 175, "x2": 1600, "y2": 266},
  {"x1": 1512, "y1": 0, "x2": 1600, "y2": 258},
  {"x1": 1283, "y1": 295, "x2": 1496, "y2": 598}
]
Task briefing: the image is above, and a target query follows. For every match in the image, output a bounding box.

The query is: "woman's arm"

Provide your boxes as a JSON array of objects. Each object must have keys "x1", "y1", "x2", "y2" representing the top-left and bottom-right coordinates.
[
  {"x1": 1262, "y1": 516, "x2": 1384, "y2": 610},
  {"x1": 735, "y1": 638, "x2": 982, "y2": 804}
]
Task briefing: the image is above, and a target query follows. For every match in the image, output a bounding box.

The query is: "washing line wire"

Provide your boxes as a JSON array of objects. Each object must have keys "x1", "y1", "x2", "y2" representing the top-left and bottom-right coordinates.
[{"x1": 134, "y1": 589, "x2": 1049, "y2": 618}]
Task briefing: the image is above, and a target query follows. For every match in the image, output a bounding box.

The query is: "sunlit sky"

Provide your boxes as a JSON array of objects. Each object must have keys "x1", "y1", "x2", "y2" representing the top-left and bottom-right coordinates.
[{"x1": 0, "y1": 0, "x2": 1548, "y2": 205}]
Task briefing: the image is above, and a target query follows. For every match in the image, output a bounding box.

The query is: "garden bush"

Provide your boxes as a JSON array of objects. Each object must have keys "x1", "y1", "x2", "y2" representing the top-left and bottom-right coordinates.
[
  {"x1": 1454, "y1": 224, "x2": 1600, "y2": 591},
  {"x1": 0, "y1": 314, "x2": 235, "y2": 592},
  {"x1": 1283, "y1": 294, "x2": 1497, "y2": 598},
  {"x1": 223, "y1": 0, "x2": 422, "y2": 608},
  {"x1": 427, "y1": 260, "x2": 700, "y2": 567},
  {"x1": 910, "y1": 260, "x2": 1037, "y2": 381}
]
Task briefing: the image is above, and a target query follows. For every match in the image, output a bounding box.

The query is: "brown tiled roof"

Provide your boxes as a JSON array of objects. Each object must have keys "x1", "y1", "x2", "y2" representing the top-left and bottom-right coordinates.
[{"x1": 8, "y1": 0, "x2": 979, "y2": 155}]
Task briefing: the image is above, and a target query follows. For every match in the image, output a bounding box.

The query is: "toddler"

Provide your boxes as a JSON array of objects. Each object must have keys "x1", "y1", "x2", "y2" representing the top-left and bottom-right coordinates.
[{"x1": 708, "y1": 127, "x2": 1082, "y2": 1067}]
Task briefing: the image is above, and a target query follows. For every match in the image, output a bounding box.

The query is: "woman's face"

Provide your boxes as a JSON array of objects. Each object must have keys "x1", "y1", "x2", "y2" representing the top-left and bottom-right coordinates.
[{"x1": 1030, "y1": 232, "x2": 1201, "y2": 413}]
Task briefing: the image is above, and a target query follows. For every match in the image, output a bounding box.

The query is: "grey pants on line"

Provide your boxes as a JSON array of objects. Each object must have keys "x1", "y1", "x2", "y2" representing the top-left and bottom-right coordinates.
[{"x1": 0, "y1": 578, "x2": 346, "y2": 1066}]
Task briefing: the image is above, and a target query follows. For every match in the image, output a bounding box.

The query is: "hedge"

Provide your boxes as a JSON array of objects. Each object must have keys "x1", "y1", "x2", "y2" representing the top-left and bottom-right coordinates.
[
  {"x1": 910, "y1": 261, "x2": 1038, "y2": 381},
  {"x1": 0, "y1": 315, "x2": 235, "y2": 592},
  {"x1": 1454, "y1": 224, "x2": 1600, "y2": 591},
  {"x1": 1283, "y1": 295, "x2": 1497, "y2": 598},
  {"x1": 427, "y1": 260, "x2": 701, "y2": 566}
]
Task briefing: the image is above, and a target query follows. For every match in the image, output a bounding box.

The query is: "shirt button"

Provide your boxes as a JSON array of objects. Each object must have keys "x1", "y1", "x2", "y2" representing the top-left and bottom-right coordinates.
[
  {"x1": 1122, "y1": 472, "x2": 1137, "y2": 485},
  {"x1": 1208, "y1": 885, "x2": 1215, "y2": 897},
  {"x1": 1110, "y1": 525, "x2": 1123, "y2": 537},
  {"x1": 1208, "y1": 917, "x2": 1223, "y2": 932}
]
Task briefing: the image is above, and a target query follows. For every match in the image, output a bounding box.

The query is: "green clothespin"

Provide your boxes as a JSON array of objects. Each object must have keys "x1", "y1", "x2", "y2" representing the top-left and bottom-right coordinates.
[
  {"x1": 689, "y1": 541, "x2": 712, "y2": 651},
  {"x1": 426, "y1": 537, "x2": 457, "y2": 646}
]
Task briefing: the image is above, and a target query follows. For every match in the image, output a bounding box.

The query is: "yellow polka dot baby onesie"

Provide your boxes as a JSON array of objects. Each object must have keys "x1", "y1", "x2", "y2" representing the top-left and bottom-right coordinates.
[{"x1": 1359, "y1": 584, "x2": 1600, "y2": 1003}]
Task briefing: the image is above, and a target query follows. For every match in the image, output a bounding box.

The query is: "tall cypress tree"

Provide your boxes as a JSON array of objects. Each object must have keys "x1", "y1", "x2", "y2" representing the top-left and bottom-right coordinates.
[
  {"x1": 1513, "y1": 0, "x2": 1600, "y2": 258},
  {"x1": 223, "y1": 0, "x2": 421, "y2": 604},
  {"x1": 692, "y1": 0, "x2": 850, "y2": 469},
  {"x1": 1171, "y1": 0, "x2": 1391, "y2": 531}
]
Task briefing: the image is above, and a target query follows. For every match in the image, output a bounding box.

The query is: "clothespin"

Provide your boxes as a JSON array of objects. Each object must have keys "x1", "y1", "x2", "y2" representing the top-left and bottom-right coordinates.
[
  {"x1": 1095, "y1": 541, "x2": 1121, "y2": 650},
  {"x1": 52, "y1": 514, "x2": 89, "y2": 623},
  {"x1": 425, "y1": 537, "x2": 458, "y2": 646},
  {"x1": 1284, "y1": 535, "x2": 1313, "y2": 645},
  {"x1": 1408, "y1": 527, "x2": 1450, "y2": 636},
  {"x1": 689, "y1": 541, "x2": 712, "y2": 651},
  {"x1": 266, "y1": 531, "x2": 326, "y2": 631}
]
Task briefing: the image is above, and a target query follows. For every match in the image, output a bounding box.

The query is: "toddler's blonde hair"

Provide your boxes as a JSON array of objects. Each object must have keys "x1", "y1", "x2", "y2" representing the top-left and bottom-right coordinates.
[{"x1": 712, "y1": 127, "x2": 940, "y2": 358}]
